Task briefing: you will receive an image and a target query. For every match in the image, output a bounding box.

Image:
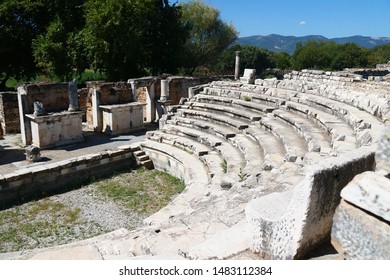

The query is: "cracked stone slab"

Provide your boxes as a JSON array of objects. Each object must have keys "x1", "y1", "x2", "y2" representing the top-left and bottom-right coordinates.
[{"x1": 340, "y1": 171, "x2": 390, "y2": 222}]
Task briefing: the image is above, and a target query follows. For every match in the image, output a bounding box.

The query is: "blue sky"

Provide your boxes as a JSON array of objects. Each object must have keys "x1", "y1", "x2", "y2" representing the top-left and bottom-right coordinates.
[{"x1": 175, "y1": 0, "x2": 390, "y2": 38}]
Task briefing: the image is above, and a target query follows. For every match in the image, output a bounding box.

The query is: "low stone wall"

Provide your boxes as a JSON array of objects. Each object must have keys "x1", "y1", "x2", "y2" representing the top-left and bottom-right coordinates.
[
  {"x1": 0, "y1": 146, "x2": 136, "y2": 209},
  {"x1": 0, "y1": 92, "x2": 20, "y2": 134}
]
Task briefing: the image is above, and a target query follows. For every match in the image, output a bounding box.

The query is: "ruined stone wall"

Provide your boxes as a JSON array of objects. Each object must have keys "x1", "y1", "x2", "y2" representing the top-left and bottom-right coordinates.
[
  {"x1": 18, "y1": 83, "x2": 70, "y2": 114},
  {"x1": 167, "y1": 76, "x2": 212, "y2": 104},
  {"x1": 85, "y1": 82, "x2": 133, "y2": 129},
  {"x1": 0, "y1": 92, "x2": 20, "y2": 134}
]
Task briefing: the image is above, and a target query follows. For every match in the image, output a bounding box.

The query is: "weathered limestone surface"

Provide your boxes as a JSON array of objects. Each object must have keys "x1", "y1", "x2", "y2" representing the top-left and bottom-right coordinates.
[
  {"x1": 376, "y1": 125, "x2": 390, "y2": 175},
  {"x1": 340, "y1": 171, "x2": 390, "y2": 222},
  {"x1": 332, "y1": 200, "x2": 390, "y2": 260},
  {"x1": 331, "y1": 126, "x2": 390, "y2": 260}
]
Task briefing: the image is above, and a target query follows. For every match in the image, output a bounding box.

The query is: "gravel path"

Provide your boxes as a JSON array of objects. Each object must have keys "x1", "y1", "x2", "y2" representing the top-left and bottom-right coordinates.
[{"x1": 50, "y1": 184, "x2": 145, "y2": 232}]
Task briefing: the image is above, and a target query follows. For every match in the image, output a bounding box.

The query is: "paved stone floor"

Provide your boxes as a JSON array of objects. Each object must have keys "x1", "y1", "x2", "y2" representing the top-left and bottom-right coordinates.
[{"x1": 0, "y1": 123, "x2": 157, "y2": 176}]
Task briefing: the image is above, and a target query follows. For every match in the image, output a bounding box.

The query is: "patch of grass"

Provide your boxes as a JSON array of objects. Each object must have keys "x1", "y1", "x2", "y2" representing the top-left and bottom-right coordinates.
[
  {"x1": 0, "y1": 198, "x2": 103, "y2": 253},
  {"x1": 238, "y1": 168, "x2": 244, "y2": 182},
  {"x1": 95, "y1": 167, "x2": 185, "y2": 215},
  {"x1": 243, "y1": 95, "x2": 251, "y2": 102},
  {"x1": 221, "y1": 159, "x2": 228, "y2": 173}
]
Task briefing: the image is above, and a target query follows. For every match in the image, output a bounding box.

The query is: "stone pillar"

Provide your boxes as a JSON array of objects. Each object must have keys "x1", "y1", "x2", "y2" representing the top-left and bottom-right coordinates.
[
  {"x1": 146, "y1": 83, "x2": 156, "y2": 123},
  {"x1": 17, "y1": 86, "x2": 31, "y2": 146},
  {"x1": 92, "y1": 88, "x2": 102, "y2": 132},
  {"x1": 68, "y1": 79, "x2": 79, "y2": 111},
  {"x1": 235, "y1": 51, "x2": 241, "y2": 80},
  {"x1": 160, "y1": 80, "x2": 169, "y2": 102},
  {"x1": 129, "y1": 81, "x2": 137, "y2": 102},
  {"x1": 188, "y1": 87, "x2": 195, "y2": 99}
]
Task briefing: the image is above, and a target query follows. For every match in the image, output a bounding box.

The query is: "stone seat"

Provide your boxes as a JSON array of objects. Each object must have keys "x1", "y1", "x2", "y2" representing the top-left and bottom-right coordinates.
[
  {"x1": 285, "y1": 101, "x2": 358, "y2": 153},
  {"x1": 204, "y1": 85, "x2": 286, "y2": 106},
  {"x1": 185, "y1": 101, "x2": 263, "y2": 122},
  {"x1": 272, "y1": 109, "x2": 332, "y2": 153},
  {"x1": 168, "y1": 115, "x2": 238, "y2": 138},
  {"x1": 176, "y1": 108, "x2": 248, "y2": 131},
  {"x1": 257, "y1": 116, "x2": 308, "y2": 162},
  {"x1": 245, "y1": 147, "x2": 376, "y2": 259},
  {"x1": 195, "y1": 94, "x2": 275, "y2": 113},
  {"x1": 146, "y1": 131, "x2": 210, "y2": 156},
  {"x1": 245, "y1": 125, "x2": 287, "y2": 170},
  {"x1": 141, "y1": 140, "x2": 210, "y2": 185},
  {"x1": 228, "y1": 134, "x2": 264, "y2": 180},
  {"x1": 298, "y1": 94, "x2": 385, "y2": 145},
  {"x1": 160, "y1": 123, "x2": 246, "y2": 185},
  {"x1": 161, "y1": 123, "x2": 223, "y2": 147}
]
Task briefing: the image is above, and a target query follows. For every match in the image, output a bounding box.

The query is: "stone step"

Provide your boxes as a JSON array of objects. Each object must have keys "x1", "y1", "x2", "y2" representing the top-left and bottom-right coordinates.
[
  {"x1": 177, "y1": 107, "x2": 249, "y2": 130},
  {"x1": 228, "y1": 134, "x2": 264, "y2": 179},
  {"x1": 273, "y1": 109, "x2": 332, "y2": 153},
  {"x1": 147, "y1": 131, "x2": 211, "y2": 156},
  {"x1": 140, "y1": 159, "x2": 154, "y2": 170},
  {"x1": 245, "y1": 125, "x2": 286, "y2": 170},
  {"x1": 258, "y1": 116, "x2": 308, "y2": 162},
  {"x1": 203, "y1": 85, "x2": 286, "y2": 106},
  {"x1": 133, "y1": 150, "x2": 145, "y2": 157},
  {"x1": 298, "y1": 94, "x2": 385, "y2": 145},
  {"x1": 195, "y1": 93, "x2": 275, "y2": 113},
  {"x1": 162, "y1": 124, "x2": 222, "y2": 147},
  {"x1": 185, "y1": 101, "x2": 263, "y2": 122},
  {"x1": 285, "y1": 101, "x2": 358, "y2": 153},
  {"x1": 169, "y1": 115, "x2": 237, "y2": 139}
]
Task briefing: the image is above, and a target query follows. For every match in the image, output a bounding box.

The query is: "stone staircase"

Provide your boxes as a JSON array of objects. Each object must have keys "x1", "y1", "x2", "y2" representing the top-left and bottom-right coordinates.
[{"x1": 3, "y1": 74, "x2": 388, "y2": 260}]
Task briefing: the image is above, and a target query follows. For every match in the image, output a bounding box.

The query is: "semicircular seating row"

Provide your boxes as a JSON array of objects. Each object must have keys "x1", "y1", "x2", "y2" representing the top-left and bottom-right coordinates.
[{"x1": 135, "y1": 79, "x2": 386, "y2": 260}]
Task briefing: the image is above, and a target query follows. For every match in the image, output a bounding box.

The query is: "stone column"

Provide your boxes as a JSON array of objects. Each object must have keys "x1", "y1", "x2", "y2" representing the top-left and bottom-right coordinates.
[
  {"x1": 160, "y1": 80, "x2": 169, "y2": 102},
  {"x1": 129, "y1": 80, "x2": 137, "y2": 102},
  {"x1": 188, "y1": 87, "x2": 195, "y2": 99},
  {"x1": 68, "y1": 79, "x2": 79, "y2": 111},
  {"x1": 17, "y1": 85, "x2": 31, "y2": 146},
  {"x1": 146, "y1": 83, "x2": 156, "y2": 123},
  {"x1": 92, "y1": 88, "x2": 102, "y2": 132},
  {"x1": 235, "y1": 51, "x2": 241, "y2": 80}
]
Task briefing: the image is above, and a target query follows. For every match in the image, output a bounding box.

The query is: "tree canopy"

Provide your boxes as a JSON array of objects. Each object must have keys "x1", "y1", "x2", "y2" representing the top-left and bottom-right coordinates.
[
  {"x1": 1, "y1": 0, "x2": 390, "y2": 90},
  {"x1": 176, "y1": 0, "x2": 238, "y2": 75}
]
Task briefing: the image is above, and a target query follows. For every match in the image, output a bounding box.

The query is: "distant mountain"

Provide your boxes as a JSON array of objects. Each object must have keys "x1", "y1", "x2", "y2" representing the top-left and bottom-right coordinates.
[{"x1": 235, "y1": 34, "x2": 390, "y2": 54}]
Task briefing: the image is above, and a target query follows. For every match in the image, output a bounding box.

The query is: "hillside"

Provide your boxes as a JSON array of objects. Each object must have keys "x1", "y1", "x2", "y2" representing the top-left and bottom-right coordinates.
[{"x1": 235, "y1": 34, "x2": 390, "y2": 54}]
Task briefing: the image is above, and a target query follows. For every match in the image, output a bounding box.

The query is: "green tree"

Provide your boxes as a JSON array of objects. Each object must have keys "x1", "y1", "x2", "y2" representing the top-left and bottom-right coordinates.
[
  {"x1": 0, "y1": 0, "x2": 50, "y2": 90},
  {"x1": 32, "y1": 0, "x2": 87, "y2": 81},
  {"x1": 367, "y1": 43, "x2": 390, "y2": 67},
  {"x1": 142, "y1": 0, "x2": 188, "y2": 75},
  {"x1": 273, "y1": 52, "x2": 291, "y2": 70},
  {"x1": 83, "y1": 0, "x2": 186, "y2": 80},
  {"x1": 292, "y1": 40, "x2": 334, "y2": 70},
  {"x1": 330, "y1": 43, "x2": 368, "y2": 70},
  {"x1": 214, "y1": 45, "x2": 275, "y2": 75},
  {"x1": 180, "y1": 0, "x2": 238, "y2": 75}
]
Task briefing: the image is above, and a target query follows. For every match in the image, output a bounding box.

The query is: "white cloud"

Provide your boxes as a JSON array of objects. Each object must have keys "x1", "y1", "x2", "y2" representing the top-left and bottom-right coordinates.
[{"x1": 299, "y1": 21, "x2": 307, "y2": 26}]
